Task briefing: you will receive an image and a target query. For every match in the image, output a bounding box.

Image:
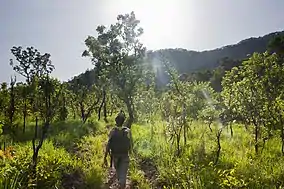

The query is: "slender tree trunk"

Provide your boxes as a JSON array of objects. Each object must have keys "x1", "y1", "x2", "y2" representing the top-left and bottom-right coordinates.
[
  {"x1": 98, "y1": 102, "x2": 103, "y2": 121},
  {"x1": 83, "y1": 117, "x2": 87, "y2": 124},
  {"x1": 254, "y1": 121, "x2": 259, "y2": 154},
  {"x1": 182, "y1": 103, "x2": 187, "y2": 145},
  {"x1": 32, "y1": 116, "x2": 39, "y2": 177},
  {"x1": 71, "y1": 102, "x2": 76, "y2": 119},
  {"x1": 150, "y1": 123, "x2": 154, "y2": 141},
  {"x1": 183, "y1": 125, "x2": 187, "y2": 145},
  {"x1": 103, "y1": 97, "x2": 108, "y2": 122},
  {"x1": 125, "y1": 98, "x2": 134, "y2": 129},
  {"x1": 98, "y1": 90, "x2": 106, "y2": 121},
  {"x1": 244, "y1": 122, "x2": 249, "y2": 131},
  {"x1": 23, "y1": 102, "x2": 27, "y2": 133},
  {"x1": 60, "y1": 94, "x2": 67, "y2": 121},
  {"x1": 230, "y1": 123, "x2": 233, "y2": 137},
  {"x1": 261, "y1": 137, "x2": 268, "y2": 154},
  {"x1": 281, "y1": 126, "x2": 284, "y2": 156},
  {"x1": 8, "y1": 77, "x2": 16, "y2": 135},
  {"x1": 281, "y1": 119, "x2": 284, "y2": 156},
  {"x1": 176, "y1": 126, "x2": 182, "y2": 157},
  {"x1": 215, "y1": 129, "x2": 222, "y2": 165},
  {"x1": 80, "y1": 102, "x2": 85, "y2": 123},
  {"x1": 208, "y1": 122, "x2": 213, "y2": 132},
  {"x1": 177, "y1": 135, "x2": 181, "y2": 156},
  {"x1": 83, "y1": 97, "x2": 100, "y2": 124},
  {"x1": 31, "y1": 75, "x2": 52, "y2": 185}
]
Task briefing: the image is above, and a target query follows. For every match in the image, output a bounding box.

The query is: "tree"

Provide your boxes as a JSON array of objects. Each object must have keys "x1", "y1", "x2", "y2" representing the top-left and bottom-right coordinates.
[
  {"x1": 83, "y1": 11, "x2": 151, "y2": 128},
  {"x1": 5, "y1": 77, "x2": 17, "y2": 137},
  {"x1": 10, "y1": 46, "x2": 58, "y2": 184},
  {"x1": 68, "y1": 77, "x2": 101, "y2": 124},
  {"x1": 10, "y1": 46, "x2": 54, "y2": 133},
  {"x1": 223, "y1": 63, "x2": 265, "y2": 154},
  {"x1": 222, "y1": 52, "x2": 284, "y2": 154},
  {"x1": 160, "y1": 61, "x2": 215, "y2": 156},
  {"x1": 0, "y1": 78, "x2": 17, "y2": 150}
]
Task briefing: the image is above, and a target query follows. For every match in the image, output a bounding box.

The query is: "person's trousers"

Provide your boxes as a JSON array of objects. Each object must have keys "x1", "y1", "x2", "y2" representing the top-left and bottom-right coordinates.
[{"x1": 113, "y1": 154, "x2": 130, "y2": 186}]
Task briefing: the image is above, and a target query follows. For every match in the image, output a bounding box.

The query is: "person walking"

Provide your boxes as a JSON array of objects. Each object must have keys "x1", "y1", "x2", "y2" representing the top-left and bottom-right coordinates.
[{"x1": 104, "y1": 111, "x2": 133, "y2": 189}]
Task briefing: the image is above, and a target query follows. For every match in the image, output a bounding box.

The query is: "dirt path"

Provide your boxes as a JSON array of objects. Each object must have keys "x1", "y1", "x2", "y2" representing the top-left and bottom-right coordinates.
[
  {"x1": 103, "y1": 157, "x2": 161, "y2": 189},
  {"x1": 104, "y1": 168, "x2": 132, "y2": 189}
]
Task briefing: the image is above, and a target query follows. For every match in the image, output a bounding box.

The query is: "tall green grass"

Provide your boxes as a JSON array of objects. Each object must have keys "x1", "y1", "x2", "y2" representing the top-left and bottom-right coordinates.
[
  {"x1": 131, "y1": 121, "x2": 284, "y2": 189},
  {"x1": 0, "y1": 119, "x2": 108, "y2": 189},
  {"x1": 2, "y1": 117, "x2": 284, "y2": 188}
]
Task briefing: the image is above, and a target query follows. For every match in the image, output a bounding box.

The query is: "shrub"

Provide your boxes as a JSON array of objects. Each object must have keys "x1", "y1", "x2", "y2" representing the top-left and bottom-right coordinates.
[{"x1": 1, "y1": 141, "x2": 77, "y2": 189}]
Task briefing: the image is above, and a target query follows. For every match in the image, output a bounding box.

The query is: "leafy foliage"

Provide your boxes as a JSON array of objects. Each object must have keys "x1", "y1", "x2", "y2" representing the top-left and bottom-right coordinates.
[{"x1": 83, "y1": 11, "x2": 153, "y2": 127}]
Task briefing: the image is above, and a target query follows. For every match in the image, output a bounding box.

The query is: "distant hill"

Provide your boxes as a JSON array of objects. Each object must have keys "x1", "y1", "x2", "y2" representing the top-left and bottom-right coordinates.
[
  {"x1": 70, "y1": 30, "x2": 284, "y2": 86},
  {"x1": 149, "y1": 31, "x2": 284, "y2": 73}
]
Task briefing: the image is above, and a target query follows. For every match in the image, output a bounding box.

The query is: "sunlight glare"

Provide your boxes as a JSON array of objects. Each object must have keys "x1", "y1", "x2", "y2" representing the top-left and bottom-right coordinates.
[{"x1": 102, "y1": 0, "x2": 193, "y2": 50}]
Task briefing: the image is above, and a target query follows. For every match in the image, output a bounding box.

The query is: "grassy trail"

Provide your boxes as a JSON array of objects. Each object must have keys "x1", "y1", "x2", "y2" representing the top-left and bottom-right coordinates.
[{"x1": 104, "y1": 168, "x2": 132, "y2": 189}]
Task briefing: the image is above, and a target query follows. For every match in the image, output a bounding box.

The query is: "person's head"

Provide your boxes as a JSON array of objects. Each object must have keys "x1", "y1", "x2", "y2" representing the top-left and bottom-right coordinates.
[{"x1": 115, "y1": 111, "x2": 125, "y2": 127}]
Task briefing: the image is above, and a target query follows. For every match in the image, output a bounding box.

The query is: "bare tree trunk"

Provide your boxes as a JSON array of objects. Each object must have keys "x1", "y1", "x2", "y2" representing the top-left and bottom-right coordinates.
[
  {"x1": 8, "y1": 77, "x2": 16, "y2": 138},
  {"x1": 80, "y1": 101, "x2": 85, "y2": 123},
  {"x1": 214, "y1": 129, "x2": 222, "y2": 165},
  {"x1": 182, "y1": 103, "x2": 187, "y2": 145},
  {"x1": 97, "y1": 100, "x2": 103, "y2": 121},
  {"x1": 183, "y1": 125, "x2": 187, "y2": 145},
  {"x1": 282, "y1": 127, "x2": 284, "y2": 156},
  {"x1": 176, "y1": 126, "x2": 182, "y2": 157},
  {"x1": 230, "y1": 123, "x2": 233, "y2": 137},
  {"x1": 71, "y1": 102, "x2": 76, "y2": 119},
  {"x1": 23, "y1": 102, "x2": 27, "y2": 133},
  {"x1": 98, "y1": 103, "x2": 102, "y2": 121},
  {"x1": 150, "y1": 123, "x2": 154, "y2": 141},
  {"x1": 98, "y1": 90, "x2": 106, "y2": 121},
  {"x1": 31, "y1": 116, "x2": 39, "y2": 178},
  {"x1": 244, "y1": 122, "x2": 249, "y2": 131},
  {"x1": 125, "y1": 99, "x2": 134, "y2": 129},
  {"x1": 254, "y1": 121, "x2": 259, "y2": 154},
  {"x1": 31, "y1": 75, "x2": 53, "y2": 186},
  {"x1": 261, "y1": 137, "x2": 268, "y2": 154},
  {"x1": 103, "y1": 96, "x2": 108, "y2": 122},
  {"x1": 208, "y1": 122, "x2": 213, "y2": 132},
  {"x1": 83, "y1": 97, "x2": 100, "y2": 124},
  {"x1": 281, "y1": 120, "x2": 284, "y2": 156}
]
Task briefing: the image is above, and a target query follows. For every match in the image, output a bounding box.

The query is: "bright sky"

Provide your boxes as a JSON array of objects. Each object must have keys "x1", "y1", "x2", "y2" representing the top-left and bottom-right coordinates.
[{"x1": 1, "y1": 0, "x2": 284, "y2": 82}]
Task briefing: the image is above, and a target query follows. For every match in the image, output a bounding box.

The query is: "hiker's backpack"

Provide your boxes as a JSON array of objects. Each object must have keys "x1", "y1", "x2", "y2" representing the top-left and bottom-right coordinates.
[{"x1": 109, "y1": 127, "x2": 131, "y2": 155}]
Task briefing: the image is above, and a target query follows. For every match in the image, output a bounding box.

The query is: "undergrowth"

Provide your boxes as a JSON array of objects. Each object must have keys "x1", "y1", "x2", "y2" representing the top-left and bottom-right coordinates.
[
  {"x1": 1, "y1": 120, "x2": 284, "y2": 188},
  {"x1": 131, "y1": 122, "x2": 284, "y2": 189}
]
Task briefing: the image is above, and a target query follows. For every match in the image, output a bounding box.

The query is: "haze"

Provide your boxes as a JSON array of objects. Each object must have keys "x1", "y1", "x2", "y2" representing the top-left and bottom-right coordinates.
[{"x1": 1, "y1": 0, "x2": 284, "y2": 82}]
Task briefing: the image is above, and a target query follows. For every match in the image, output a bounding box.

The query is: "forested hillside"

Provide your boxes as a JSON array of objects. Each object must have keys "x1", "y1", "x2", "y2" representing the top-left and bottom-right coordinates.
[
  {"x1": 151, "y1": 31, "x2": 284, "y2": 72},
  {"x1": 74, "y1": 30, "x2": 284, "y2": 90},
  {"x1": 1, "y1": 11, "x2": 284, "y2": 189}
]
